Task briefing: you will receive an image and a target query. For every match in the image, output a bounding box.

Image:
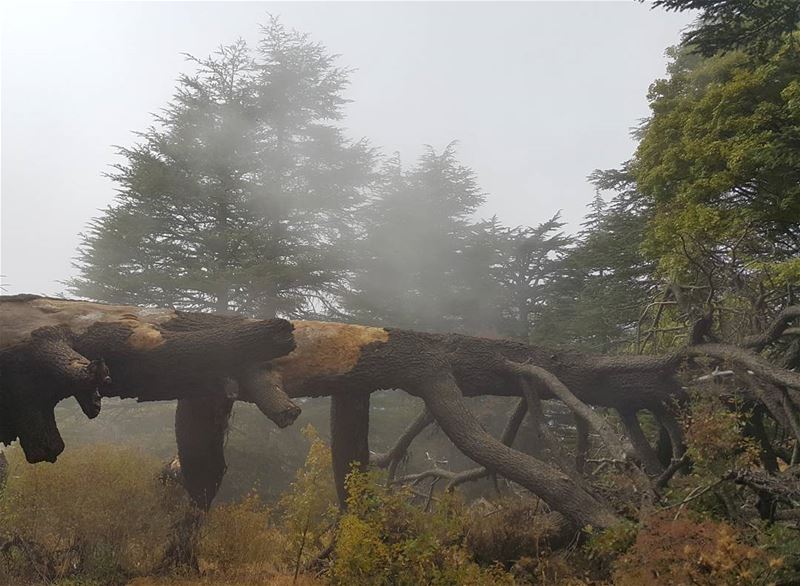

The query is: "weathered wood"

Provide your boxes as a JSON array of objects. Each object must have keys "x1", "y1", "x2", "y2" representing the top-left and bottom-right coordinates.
[
  {"x1": 175, "y1": 395, "x2": 233, "y2": 511},
  {"x1": 6, "y1": 295, "x2": 798, "y2": 531},
  {"x1": 0, "y1": 295, "x2": 294, "y2": 463}
]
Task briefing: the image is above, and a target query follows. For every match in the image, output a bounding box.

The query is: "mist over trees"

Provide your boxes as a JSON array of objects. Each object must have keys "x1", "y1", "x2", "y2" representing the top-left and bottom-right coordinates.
[
  {"x1": 70, "y1": 18, "x2": 588, "y2": 341},
  {"x1": 6, "y1": 4, "x2": 800, "y2": 584},
  {"x1": 344, "y1": 145, "x2": 488, "y2": 332},
  {"x1": 70, "y1": 18, "x2": 374, "y2": 317},
  {"x1": 62, "y1": 9, "x2": 800, "y2": 464}
]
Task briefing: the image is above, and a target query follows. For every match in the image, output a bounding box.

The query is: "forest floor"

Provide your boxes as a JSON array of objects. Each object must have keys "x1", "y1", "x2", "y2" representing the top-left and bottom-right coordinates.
[{"x1": 128, "y1": 576, "x2": 323, "y2": 586}]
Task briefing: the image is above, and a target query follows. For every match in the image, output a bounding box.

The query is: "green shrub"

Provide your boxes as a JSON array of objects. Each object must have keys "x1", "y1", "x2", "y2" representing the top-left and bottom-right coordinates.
[
  {"x1": 330, "y1": 470, "x2": 515, "y2": 586},
  {"x1": 275, "y1": 425, "x2": 338, "y2": 577}
]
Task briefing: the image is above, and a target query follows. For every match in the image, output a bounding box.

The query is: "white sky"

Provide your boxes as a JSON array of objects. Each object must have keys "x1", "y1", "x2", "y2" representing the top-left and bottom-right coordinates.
[{"x1": 0, "y1": 1, "x2": 694, "y2": 296}]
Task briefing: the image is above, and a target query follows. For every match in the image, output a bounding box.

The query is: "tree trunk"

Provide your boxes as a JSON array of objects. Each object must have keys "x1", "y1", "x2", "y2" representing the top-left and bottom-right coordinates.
[
  {"x1": 5, "y1": 295, "x2": 798, "y2": 531},
  {"x1": 175, "y1": 395, "x2": 233, "y2": 510},
  {"x1": 330, "y1": 392, "x2": 371, "y2": 507},
  {"x1": 1, "y1": 295, "x2": 295, "y2": 463}
]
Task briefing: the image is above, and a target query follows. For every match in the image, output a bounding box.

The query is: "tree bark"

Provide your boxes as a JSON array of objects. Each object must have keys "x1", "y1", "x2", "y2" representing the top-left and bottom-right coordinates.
[
  {"x1": 417, "y1": 375, "x2": 620, "y2": 529},
  {"x1": 6, "y1": 295, "x2": 799, "y2": 531},
  {"x1": 1, "y1": 295, "x2": 294, "y2": 463},
  {"x1": 175, "y1": 395, "x2": 233, "y2": 510},
  {"x1": 618, "y1": 409, "x2": 664, "y2": 475},
  {"x1": 330, "y1": 392, "x2": 371, "y2": 507}
]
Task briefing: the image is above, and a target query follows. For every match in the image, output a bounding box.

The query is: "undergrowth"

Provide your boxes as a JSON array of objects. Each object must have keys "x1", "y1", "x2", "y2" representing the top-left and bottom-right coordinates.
[{"x1": 2, "y1": 412, "x2": 799, "y2": 586}]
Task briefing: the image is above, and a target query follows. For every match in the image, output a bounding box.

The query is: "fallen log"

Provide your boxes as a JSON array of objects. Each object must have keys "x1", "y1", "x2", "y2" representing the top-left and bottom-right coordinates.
[
  {"x1": 4, "y1": 295, "x2": 798, "y2": 531},
  {"x1": 0, "y1": 295, "x2": 297, "y2": 464},
  {"x1": 175, "y1": 313, "x2": 692, "y2": 527}
]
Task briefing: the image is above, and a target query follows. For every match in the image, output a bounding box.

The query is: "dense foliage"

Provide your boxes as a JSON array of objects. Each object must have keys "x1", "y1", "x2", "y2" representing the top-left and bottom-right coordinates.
[{"x1": 647, "y1": 0, "x2": 799, "y2": 56}]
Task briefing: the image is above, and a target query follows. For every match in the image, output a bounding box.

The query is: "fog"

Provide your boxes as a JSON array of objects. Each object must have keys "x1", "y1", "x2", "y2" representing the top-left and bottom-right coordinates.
[{"x1": 1, "y1": 1, "x2": 692, "y2": 296}]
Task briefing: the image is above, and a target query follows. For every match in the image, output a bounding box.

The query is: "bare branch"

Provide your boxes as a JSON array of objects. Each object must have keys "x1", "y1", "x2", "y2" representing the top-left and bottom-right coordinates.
[
  {"x1": 741, "y1": 305, "x2": 800, "y2": 351},
  {"x1": 682, "y1": 343, "x2": 800, "y2": 392},
  {"x1": 618, "y1": 409, "x2": 665, "y2": 476},
  {"x1": 503, "y1": 360, "x2": 633, "y2": 462}
]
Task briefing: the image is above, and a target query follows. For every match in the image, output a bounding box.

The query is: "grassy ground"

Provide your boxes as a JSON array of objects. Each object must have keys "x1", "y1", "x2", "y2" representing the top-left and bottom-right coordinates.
[{"x1": 127, "y1": 575, "x2": 324, "y2": 586}]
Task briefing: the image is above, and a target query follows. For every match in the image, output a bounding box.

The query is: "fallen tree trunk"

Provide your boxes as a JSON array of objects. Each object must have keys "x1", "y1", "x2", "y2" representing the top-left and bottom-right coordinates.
[
  {"x1": 167, "y1": 316, "x2": 692, "y2": 527},
  {"x1": 4, "y1": 295, "x2": 798, "y2": 531},
  {"x1": 0, "y1": 295, "x2": 297, "y2": 463}
]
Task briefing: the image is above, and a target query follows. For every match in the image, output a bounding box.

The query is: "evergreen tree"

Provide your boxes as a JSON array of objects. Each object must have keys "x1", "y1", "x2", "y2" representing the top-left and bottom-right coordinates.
[
  {"x1": 344, "y1": 144, "x2": 485, "y2": 332},
  {"x1": 541, "y1": 33, "x2": 800, "y2": 351},
  {"x1": 633, "y1": 35, "x2": 800, "y2": 330},
  {"x1": 70, "y1": 19, "x2": 374, "y2": 317},
  {"x1": 647, "y1": 0, "x2": 799, "y2": 56},
  {"x1": 533, "y1": 169, "x2": 656, "y2": 351},
  {"x1": 465, "y1": 215, "x2": 572, "y2": 340}
]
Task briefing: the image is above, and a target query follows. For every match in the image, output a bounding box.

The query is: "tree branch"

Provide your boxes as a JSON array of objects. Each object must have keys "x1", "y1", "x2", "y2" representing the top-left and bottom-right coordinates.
[{"x1": 741, "y1": 306, "x2": 800, "y2": 351}]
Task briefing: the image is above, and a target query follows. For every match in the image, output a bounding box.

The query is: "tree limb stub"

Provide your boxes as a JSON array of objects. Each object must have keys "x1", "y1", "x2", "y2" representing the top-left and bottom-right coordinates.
[{"x1": 236, "y1": 367, "x2": 300, "y2": 428}]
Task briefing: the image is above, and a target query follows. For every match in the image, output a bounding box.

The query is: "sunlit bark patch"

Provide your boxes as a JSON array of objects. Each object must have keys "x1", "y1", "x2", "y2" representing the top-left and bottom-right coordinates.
[{"x1": 272, "y1": 320, "x2": 389, "y2": 380}]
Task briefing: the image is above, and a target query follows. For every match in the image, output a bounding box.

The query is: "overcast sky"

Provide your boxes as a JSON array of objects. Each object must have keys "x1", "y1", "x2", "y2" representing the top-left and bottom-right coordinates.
[{"x1": 1, "y1": 1, "x2": 693, "y2": 296}]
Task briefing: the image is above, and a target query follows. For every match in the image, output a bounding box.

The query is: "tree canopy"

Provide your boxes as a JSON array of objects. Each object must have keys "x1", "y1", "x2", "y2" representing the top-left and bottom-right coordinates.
[
  {"x1": 648, "y1": 0, "x2": 800, "y2": 56},
  {"x1": 70, "y1": 19, "x2": 374, "y2": 317}
]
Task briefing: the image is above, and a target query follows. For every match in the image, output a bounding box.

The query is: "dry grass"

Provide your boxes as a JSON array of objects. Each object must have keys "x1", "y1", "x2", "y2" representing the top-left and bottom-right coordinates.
[
  {"x1": 128, "y1": 575, "x2": 324, "y2": 586},
  {"x1": 0, "y1": 444, "x2": 331, "y2": 586},
  {"x1": 0, "y1": 445, "x2": 190, "y2": 583}
]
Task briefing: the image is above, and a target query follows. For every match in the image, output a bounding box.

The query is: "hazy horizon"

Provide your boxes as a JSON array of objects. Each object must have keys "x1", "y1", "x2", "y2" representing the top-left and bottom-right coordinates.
[{"x1": 1, "y1": 1, "x2": 694, "y2": 296}]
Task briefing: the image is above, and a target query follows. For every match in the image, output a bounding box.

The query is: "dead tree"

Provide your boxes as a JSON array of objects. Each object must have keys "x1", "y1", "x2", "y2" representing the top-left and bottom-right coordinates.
[
  {"x1": 3, "y1": 295, "x2": 799, "y2": 532},
  {"x1": 0, "y1": 295, "x2": 297, "y2": 464},
  {"x1": 172, "y1": 308, "x2": 800, "y2": 530}
]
